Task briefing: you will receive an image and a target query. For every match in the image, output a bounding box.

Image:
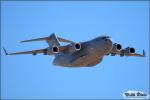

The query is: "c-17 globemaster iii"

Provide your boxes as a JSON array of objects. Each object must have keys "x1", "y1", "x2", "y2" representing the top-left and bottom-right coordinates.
[{"x1": 3, "y1": 33, "x2": 145, "y2": 67}]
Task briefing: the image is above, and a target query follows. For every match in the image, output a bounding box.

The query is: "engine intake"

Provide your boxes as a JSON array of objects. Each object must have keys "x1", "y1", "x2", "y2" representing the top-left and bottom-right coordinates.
[
  {"x1": 110, "y1": 43, "x2": 122, "y2": 55},
  {"x1": 74, "y1": 43, "x2": 81, "y2": 50},
  {"x1": 112, "y1": 43, "x2": 122, "y2": 51},
  {"x1": 116, "y1": 44, "x2": 122, "y2": 50},
  {"x1": 125, "y1": 47, "x2": 135, "y2": 54},
  {"x1": 52, "y1": 46, "x2": 59, "y2": 53},
  {"x1": 129, "y1": 47, "x2": 135, "y2": 53}
]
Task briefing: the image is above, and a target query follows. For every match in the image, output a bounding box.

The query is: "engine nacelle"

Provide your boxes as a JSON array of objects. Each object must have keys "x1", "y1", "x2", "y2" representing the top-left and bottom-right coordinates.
[
  {"x1": 74, "y1": 43, "x2": 81, "y2": 51},
  {"x1": 46, "y1": 43, "x2": 81, "y2": 55},
  {"x1": 111, "y1": 43, "x2": 122, "y2": 52},
  {"x1": 67, "y1": 43, "x2": 81, "y2": 52},
  {"x1": 52, "y1": 46, "x2": 59, "y2": 53},
  {"x1": 125, "y1": 47, "x2": 135, "y2": 54},
  {"x1": 110, "y1": 43, "x2": 122, "y2": 56},
  {"x1": 46, "y1": 46, "x2": 59, "y2": 55},
  {"x1": 114, "y1": 43, "x2": 122, "y2": 51}
]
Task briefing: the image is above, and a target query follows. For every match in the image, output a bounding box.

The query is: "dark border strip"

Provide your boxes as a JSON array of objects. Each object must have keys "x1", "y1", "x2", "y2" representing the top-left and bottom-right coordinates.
[{"x1": 0, "y1": 0, "x2": 150, "y2": 1}]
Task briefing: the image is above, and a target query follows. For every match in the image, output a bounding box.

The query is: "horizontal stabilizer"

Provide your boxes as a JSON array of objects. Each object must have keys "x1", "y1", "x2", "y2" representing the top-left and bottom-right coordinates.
[
  {"x1": 20, "y1": 35, "x2": 74, "y2": 44},
  {"x1": 57, "y1": 37, "x2": 74, "y2": 43},
  {"x1": 20, "y1": 37, "x2": 48, "y2": 43}
]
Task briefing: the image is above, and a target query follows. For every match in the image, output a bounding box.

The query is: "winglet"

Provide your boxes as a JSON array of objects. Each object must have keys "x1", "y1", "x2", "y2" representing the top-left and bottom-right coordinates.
[
  {"x1": 3, "y1": 47, "x2": 8, "y2": 55},
  {"x1": 143, "y1": 49, "x2": 145, "y2": 57}
]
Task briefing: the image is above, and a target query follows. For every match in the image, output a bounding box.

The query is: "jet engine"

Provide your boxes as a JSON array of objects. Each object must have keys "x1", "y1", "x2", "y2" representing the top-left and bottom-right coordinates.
[
  {"x1": 46, "y1": 43, "x2": 81, "y2": 55},
  {"x1": 74, "y1": 43, "x2": 81, "y2": 51},
  {"x1": 46, "y1": 46, "x2": 59, "y2": 55},
  {"x1": 125, "y1": 47, "x2": 135, "y2": 54},
  {"x1": 113, "y1": 43, "x2": 122, "y2": 51},
  {"x1": 67, "y1": 43, "x2": 82, "y2": 52},
  {"x1": 110, "y1": 43, "x2": 122, "y2": 56},
  {"x1": 52, "y1": 46, "x2": 59, "y2": 53}
]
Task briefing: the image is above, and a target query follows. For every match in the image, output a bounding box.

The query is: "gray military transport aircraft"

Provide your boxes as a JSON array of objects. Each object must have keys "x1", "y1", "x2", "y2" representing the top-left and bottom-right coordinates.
[{"x1": 3, "y1": 33, "x2": 145, "y2": 67}]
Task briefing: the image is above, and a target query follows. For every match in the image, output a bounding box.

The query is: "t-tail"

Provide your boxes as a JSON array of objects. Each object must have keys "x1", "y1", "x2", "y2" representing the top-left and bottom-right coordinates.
[{"x1": 20, "y1": 33, "x2": 74, "y2": 46}]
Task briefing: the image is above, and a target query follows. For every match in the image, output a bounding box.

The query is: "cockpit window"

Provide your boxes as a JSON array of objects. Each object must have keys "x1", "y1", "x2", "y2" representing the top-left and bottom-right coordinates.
[{"x1": 101, "y1": 36, "x2": 110, "y2": 39}]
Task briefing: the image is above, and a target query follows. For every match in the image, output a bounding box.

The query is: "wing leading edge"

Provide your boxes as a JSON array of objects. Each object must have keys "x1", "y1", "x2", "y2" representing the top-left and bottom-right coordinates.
[{"x1": 3, "y1": 47, "x2": 47, "y2": 55}]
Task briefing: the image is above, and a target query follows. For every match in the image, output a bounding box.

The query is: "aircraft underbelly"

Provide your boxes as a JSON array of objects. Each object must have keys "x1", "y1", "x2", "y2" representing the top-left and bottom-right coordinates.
[
  {"x1": 70, "y1": 54, "x2": 102, "y2": 67},
  {"x1": 53, "y1": 53, "x2": 102, "y2": 67}
]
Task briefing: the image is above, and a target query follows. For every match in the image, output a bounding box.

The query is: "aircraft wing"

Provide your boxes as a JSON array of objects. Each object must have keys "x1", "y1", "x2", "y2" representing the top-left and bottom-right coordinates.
[
  {"x1": 109, "y1": 49, "x2": 145, "y2": 57},
  {"x1": 118, "y1": 49, "x2": 145, "y2": 57},
  {"x1": 3, "y1": 48, "x2": 47, "y2": 55},
  {"x1": 57, "y1": 37, "x2": 74, "y2": 43},
  {"x1": 3, "y1": 42, "x2": 81, "y2": 56},
  {"x1": 125, "y1": 50, "x2": 145, "y2": 57},
  {"x1": 108, "y1": 43, "x2": 145, "y2": 57}
]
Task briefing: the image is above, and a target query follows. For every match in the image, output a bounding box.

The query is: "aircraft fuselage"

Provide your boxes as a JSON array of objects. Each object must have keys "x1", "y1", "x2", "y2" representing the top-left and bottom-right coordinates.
[{"x1": 53, "y1": 36, "x2": 113, "y2": 67}]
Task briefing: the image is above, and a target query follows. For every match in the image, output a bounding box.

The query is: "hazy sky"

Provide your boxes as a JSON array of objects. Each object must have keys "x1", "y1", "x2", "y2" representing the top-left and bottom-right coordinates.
[{"x1": 1, "y1": 1, "x2": 149, "y2": 99}]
